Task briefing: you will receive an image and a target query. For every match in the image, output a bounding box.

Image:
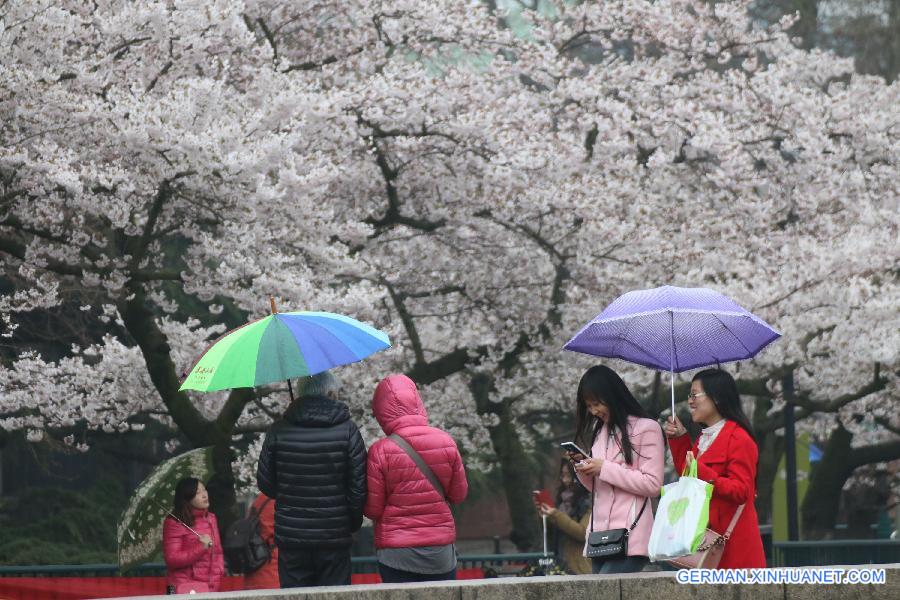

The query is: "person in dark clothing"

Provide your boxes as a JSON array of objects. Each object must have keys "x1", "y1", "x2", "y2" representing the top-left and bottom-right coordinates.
[{"x1": 257, "y1": 371, "x2": 367, "y2": 588}]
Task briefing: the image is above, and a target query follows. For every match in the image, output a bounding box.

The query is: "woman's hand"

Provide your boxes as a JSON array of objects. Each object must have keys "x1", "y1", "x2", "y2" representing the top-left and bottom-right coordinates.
[
  {"x1": 537, "y1": 502, "x2": 557, "y2": 517},
  {"x1": 573, "y1": 456, "x2": 603, "y2": 477},
  {"x1": 564, "y1": 450, "x2": 586, "y2": 463},
  {"x1": 663, "y1": 415, "x2": 687, "y2": 438},
  {"x1": 684, "y1": 450, "x2": 695, "y2": 470},
  {"x1": 198, "y1": 534, "x2": 213, "y2": 549}
]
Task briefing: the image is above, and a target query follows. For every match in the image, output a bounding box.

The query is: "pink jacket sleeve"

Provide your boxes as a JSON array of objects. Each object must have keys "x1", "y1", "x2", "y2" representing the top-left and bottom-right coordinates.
[
  {"x1": 596, "y1": 421, "x2": 665, "y2": 497},
  {"x1": 163, "y1": 518, "x2": 206, "y2": 570},
  {"x1": 364, "y1": 442, "x2": 387, "y2": 521},
  {"x1": 446, "y1": 444, "x2": 468, "y2": 505}
]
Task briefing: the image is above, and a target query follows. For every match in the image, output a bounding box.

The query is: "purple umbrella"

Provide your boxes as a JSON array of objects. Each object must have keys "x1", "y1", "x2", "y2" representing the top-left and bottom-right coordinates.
[{"x1": 563, "y1": 285, "x2": 780, "y2": 415}]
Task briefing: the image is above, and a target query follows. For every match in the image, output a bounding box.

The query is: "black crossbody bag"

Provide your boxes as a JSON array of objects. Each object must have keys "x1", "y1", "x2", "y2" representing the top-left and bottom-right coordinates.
[{"x1": 585, "y1": 489, "x2": 648, "y2": 559}]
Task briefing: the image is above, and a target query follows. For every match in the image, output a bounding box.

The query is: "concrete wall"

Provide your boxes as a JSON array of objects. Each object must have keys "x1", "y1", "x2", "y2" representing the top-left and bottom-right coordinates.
[{"x1": 122, "y1": 564, "x2": 899, "y2": 600}]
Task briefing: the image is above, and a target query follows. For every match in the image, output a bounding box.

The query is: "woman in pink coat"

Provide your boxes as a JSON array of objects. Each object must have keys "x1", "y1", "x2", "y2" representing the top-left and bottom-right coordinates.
[
  {"x1": 364, "y1": 374, "x2": 468, "y2": 583},
  {"x1": 569, "y1": 365, "x2": 665, "y2": 574},
  {"x1": 163, "y1": 478, "x2": 225, "y2": 594}
]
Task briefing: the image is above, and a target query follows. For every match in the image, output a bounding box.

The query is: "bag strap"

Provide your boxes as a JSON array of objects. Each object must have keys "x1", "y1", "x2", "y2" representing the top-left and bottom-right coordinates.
[
  {"x1": 723, "y1": 504, "x2": 745, "y2": 539},
  {"x1": 250, "y1": 496, "x2": 272, "y2": 519},
  {"x1": 250, "y1": 497, "x2": 274, "y2": 547},
  {"x1": 389, "y1": 434, "x2": 447, "y2": 502},
  {"x1": 628, "y1": 498, "x2": 649, "y2": 532}
]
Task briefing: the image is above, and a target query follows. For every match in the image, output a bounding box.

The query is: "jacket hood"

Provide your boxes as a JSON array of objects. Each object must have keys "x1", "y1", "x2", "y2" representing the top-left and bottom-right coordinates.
[
  {"x1": 285, "y1": 395, "x2": 350, "y2": 427},
  {"x1": 372, "y1": 374, "x2": 429, "y2": 435}
]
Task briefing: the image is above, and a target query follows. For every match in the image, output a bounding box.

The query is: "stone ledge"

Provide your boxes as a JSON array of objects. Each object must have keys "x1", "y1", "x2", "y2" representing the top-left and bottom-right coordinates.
[{"x1": 116, "y1": 564, "x2": 900, "y2": 600}]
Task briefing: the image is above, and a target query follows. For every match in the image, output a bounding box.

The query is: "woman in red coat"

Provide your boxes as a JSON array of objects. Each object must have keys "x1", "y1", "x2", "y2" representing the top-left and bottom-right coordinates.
[
  {"x1": 364, "y1": 374, "x2": 468, "y2": 583},
  {"x1": 242, "y1": 493, "x2": 279, "y2": 590},
  {"x1": 163, "y1": 478, "x2": 225, "y2": 594},
  {"x1": 664, "y1": 369, "x2": 766, "y2": 569}
]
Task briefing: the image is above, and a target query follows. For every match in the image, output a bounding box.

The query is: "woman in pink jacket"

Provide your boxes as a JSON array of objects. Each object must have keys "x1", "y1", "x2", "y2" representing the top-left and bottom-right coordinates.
[
  {"x1": 364, "y1": 374, "x2": 468, "y2": 583},
  {"x1": 569, "y1": 365, "x2": 665, "y2": 574},
  {"x1": 163, "y1": 478, "x2": 225, "y2": 594}
]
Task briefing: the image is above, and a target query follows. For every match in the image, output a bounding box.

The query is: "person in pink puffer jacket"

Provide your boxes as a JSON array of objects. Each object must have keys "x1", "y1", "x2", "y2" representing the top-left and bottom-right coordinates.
[
  {"x1": 163, "y1": 478, "x2": 225, "y2": 594},
  {"x1": 364, "y1": 374, "x2": 468, "y2": 583}
]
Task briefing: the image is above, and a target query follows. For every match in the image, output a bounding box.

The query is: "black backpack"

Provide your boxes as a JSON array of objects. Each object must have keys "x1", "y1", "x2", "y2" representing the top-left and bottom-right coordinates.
[{"x1": 222, "y1": 498, "x2": 274, "y2": 574}]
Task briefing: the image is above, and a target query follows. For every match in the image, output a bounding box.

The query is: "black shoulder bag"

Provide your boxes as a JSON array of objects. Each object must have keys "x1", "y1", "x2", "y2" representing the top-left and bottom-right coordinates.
[{"x1": 585, "y1": 488, "x2": 648, "y2": 559}]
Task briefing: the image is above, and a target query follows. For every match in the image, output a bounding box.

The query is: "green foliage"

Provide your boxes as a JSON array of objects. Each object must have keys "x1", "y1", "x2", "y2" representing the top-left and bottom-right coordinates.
[{"x1": 0, "y1": 476, "x2": 129, "y2": 565}]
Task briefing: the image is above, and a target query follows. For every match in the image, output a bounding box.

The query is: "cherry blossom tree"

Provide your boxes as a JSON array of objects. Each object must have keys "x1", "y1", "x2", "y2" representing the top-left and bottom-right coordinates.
[{"x1": 2, "y1": 0, "x2": 897, "y2": 544}]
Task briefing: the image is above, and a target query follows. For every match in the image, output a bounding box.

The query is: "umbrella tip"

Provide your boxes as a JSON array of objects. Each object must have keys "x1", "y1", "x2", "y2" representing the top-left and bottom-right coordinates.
[{"x1": 270, "y1": 297, "x2": 277, "y2": 314}]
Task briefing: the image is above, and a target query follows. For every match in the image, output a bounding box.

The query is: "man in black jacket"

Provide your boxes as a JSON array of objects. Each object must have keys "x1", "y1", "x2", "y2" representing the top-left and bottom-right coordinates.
[{"x1": 257, "y1": 371, "x2": 367, "y2": 587}]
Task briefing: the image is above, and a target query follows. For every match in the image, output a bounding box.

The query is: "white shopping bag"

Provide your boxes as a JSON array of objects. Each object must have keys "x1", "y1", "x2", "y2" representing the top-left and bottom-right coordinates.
[{"x1": 648, "y1": 461, "x2": 713, "y2": 561}]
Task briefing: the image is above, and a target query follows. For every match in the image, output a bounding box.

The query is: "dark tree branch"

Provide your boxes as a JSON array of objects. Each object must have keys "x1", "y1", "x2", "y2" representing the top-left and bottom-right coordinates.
[
  {"x1": 362, "y1": 135, "x2": 446, "y2": 234},
  {"x1": 848, "y1": 438, "x2": 900, "y2": 470},
  {"x1": 131, "y1": 269, "x2": 183, "y2": 282},
  {"x1": 256, "y1": 18, "x2": 278, "y2": 61},
  {"x1": 397, "y1": 285, "x2": 466, "y2": 301},
  {"x1": 757, "y1": 363, "x2": 885, "y2": 434},
  {"x1": 283, "y1": 46, "x2": 364, "y2": 72},
  {"x1": 110, "y1": 36, "x2": 151, "y2": 59},
  {"x1": 406, "y1": 346, "x2": 487, "y2": 387},
  {"x1": 126, "y1": 171, "x2": 195, "y2": 274},
  {"x1": 874, "y1": 417, "x2": 900, "y2": 437},
  {"x1": 145, "y1": 61, "x2": 173, "y2": 93},
  {"x1": 384, "y1": 279, "x2": 426, "y2": 365},
  {"x1": 215, "y1": 388, "x2": 253, "y2": 435}
]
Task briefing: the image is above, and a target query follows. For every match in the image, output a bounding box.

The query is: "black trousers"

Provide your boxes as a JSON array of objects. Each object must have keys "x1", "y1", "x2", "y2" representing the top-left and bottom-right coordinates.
[
  {"x1": 590, "y1": 555, "x2": 649, "y2": 574},
  {"x1": 378, "y1": 563, "x2": 457, "y2": 583},
  {"x1": 278, "y1": 546, "x2": 351, "y2": 588}
]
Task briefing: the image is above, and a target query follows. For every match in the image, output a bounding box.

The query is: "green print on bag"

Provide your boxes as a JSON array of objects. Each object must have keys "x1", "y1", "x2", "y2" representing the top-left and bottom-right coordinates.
[
  {"x1": 667, "y1": 497, "x2": 690, "y2": 526},
  {"x1": 659, "y1": 459, "x2": 714, "y2": 553}
]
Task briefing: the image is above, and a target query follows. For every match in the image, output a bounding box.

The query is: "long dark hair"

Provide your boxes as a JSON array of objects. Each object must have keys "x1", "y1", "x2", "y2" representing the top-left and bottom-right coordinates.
[
  {"x1": 692, "y1": 369, "x2": 756, "y2": 443},
  {"x1": 172, "y1": 477, "x2": 200, "y2": 527},
  {"x1": 574, "y1": 365, "x2": 648, "y2": 465},
  {"x1": 555, "y1": 459, "x2": 590, "y2": 521}
]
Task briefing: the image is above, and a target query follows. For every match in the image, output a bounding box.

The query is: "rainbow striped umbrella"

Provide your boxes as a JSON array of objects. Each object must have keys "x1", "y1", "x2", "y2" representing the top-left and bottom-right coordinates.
[{"x1": 179, "y1": 309, "x2": 391, "y2": 394}]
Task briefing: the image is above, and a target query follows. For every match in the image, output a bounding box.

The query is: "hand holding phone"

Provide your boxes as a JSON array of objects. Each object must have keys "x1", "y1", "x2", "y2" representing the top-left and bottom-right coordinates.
[
  {"x1": 559, "y1": 441, "x2": 589, "y2": 461},
  {"x1": 532, "y1": 489, "x2": 554, "y2": 507}
]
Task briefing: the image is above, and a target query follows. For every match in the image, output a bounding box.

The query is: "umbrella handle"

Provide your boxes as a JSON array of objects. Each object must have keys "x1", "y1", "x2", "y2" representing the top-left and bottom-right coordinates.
[
  {"x1": 542, "y1": 514, "x2": 548, "y2": 557},
  {"x1": 152, "y1": 499, "x2": 204, "y2": 539},
  {"x1": 671, "y1": 370, "x2": 675, "y2": 418}
]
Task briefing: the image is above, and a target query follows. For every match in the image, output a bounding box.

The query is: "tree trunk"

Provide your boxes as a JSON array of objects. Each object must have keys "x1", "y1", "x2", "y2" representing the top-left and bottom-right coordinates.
[
  {"x1": 755, "y1": 431, "x2": 784, "y2": 526},
  {"x1": 792, "y1": 0, "x2": 818, "y2": 50},
  {"x1": 798, "y1": 424, "x2": 900, "y2": 538},
  {"x1": 752, "y1": 394, "x2": 781, "y2": 525},
  {"x1": 470, "y1": 372, "x2": 541, "y2": 551},
  {"x1": 802, "y1": 422, "x2": 853, "y2": 539},
  {"x1": 119, "y1": 284, "x2": 251, "y2": 531},
  {"x1": 206, "y1": 444, "x2": 241, "y2": 527},
  {"x1": 889, "y1": 0, "x2": 900, "y2": 82}
]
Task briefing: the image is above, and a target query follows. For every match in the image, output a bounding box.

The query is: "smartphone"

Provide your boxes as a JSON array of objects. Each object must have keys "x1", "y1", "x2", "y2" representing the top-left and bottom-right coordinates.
[
  {"x1": 559, "y1": 441, "x2": 589, "y2": 458},
  {"x1": 532, "y1": 489, "x2": 554, "y2": 507}
]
